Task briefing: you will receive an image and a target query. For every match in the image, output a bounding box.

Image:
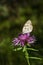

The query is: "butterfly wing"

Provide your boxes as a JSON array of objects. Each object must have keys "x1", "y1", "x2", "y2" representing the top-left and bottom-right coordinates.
[{"x1": 22, "y1": 20, "x2": 33, "y2": 34}]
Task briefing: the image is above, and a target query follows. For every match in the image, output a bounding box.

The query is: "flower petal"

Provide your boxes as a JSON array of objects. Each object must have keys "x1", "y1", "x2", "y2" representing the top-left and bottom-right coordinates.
[
  {"x1": 25, "y1": 33, "x2": 30, "y2": 37},
  {"x1": 18, "y1": 34, "x2": 26, "y2": 40},
  {"x1": 18, "y1": 33, "x2": 30, "y2": 41},
  {"x1": 12, "y1": 38, "x2": 20, "y2": 45},
  {"x1": 27, "y1": 36, "x2": 36, "y2": 44},
  {"x1": 20, "y1": 41, "x2": 25, "y2": 46}
]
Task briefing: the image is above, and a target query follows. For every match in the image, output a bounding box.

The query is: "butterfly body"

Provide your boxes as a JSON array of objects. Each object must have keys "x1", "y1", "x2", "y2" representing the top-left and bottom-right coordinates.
[{"x1": 22, "y1": 20, "x2": 33, "y2": 34}]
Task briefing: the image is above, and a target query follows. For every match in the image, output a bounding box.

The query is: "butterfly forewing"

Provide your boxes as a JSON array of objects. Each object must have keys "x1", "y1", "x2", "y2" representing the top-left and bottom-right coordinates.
[{"x1": 22, "y1": 20, "x2": 33, "y2": 33}]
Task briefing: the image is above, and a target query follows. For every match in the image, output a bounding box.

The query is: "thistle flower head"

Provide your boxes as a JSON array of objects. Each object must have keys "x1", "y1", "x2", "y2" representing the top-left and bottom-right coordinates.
[{"x1": 12, "y1": 33, "x2": 35, "y2": 46}]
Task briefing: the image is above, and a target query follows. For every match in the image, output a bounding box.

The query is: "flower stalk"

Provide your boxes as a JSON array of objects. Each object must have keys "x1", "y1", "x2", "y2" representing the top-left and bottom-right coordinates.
[{"x1": 23, "y1": 45, "x2": 30, "y2": 65}]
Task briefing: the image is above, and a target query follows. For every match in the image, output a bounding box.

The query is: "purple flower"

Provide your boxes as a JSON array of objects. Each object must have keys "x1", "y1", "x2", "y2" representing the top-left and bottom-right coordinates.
[
  {"x1": 12, "y1": 38, "x2": 20, "y2": 46},
  {"x1": 12, "y1": 33, "x2": 35, "y2": 46},
  {"x1": 27, "y1": 35, "x2": 35, "y2": 44}
]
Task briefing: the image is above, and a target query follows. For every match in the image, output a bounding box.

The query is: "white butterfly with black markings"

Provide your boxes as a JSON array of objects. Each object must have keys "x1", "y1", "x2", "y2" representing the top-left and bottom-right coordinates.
[{"x1": 22, "y1": 20, "x2": 33, "y2": 34}]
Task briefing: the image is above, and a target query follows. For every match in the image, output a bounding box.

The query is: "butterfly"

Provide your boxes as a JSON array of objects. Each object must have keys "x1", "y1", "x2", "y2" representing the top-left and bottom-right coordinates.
[{"x1": 22, "y1": 20, "x2": 33, "y2": 34}]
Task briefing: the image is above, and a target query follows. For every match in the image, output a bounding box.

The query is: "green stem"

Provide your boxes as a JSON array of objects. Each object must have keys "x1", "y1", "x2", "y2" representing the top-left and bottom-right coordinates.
[{"x1": 23, "y1": 46, "x2": 30, "y2": 65}]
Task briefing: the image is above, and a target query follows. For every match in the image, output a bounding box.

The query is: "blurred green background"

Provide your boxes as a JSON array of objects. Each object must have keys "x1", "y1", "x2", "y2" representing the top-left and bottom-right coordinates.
[{"x1": 0, "y1": 0, "x2": 43, "y2": 65}]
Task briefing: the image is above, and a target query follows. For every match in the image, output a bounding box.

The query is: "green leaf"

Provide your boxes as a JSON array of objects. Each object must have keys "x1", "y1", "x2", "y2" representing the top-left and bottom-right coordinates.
[
  {"x1": 13, "y1": 47, "x2": 22, "y2": 51},
  {"x1": 27, "y1": 48, "x2": 38, "y2": 51},
  {"x1": 22, "y1": 46, "x2": 26, "y2": 52},
  {"x1": 27, "y1": 44, "x2": 31, "y2": 47},
  {"x1": 29, "y1": 57, "x2": 42, "y2": 60}
]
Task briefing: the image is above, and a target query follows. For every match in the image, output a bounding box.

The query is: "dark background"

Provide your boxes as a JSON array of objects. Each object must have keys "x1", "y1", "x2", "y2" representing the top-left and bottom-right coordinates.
[{"x1": 0, "y1": 0, "x2": 43, "y2": 65}]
